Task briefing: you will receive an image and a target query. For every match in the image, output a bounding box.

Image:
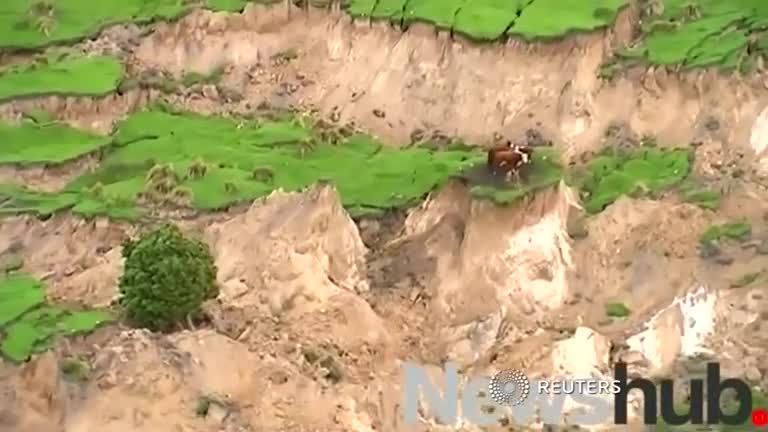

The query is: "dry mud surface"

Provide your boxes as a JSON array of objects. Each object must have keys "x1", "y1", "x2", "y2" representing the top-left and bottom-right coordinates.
[{"x1": 2, "y1": 3, "x2": 768, "y2": 432}]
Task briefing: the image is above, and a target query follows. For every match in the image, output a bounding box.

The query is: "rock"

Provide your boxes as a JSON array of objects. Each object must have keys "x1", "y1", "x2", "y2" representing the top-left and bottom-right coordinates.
[{"x1": 201, "y1": 84, "x2": 219, "y2": 99}]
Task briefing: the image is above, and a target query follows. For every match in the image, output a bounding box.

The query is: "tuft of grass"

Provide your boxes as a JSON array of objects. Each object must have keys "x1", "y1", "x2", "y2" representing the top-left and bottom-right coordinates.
[
  {"x1": 180, "y1": 65, "x2": 225, "y2": 87},
  {"x1": 60, "y1": 358, "x2": 88, "y2": 381},
  {"x1": 699, "y1": 221, "x2": 752, "y2": 246},
  {"x1": 605, "y1": 302, "x2": 631, "y2": 318},
  {"x1": 730, "y1": 270, "x2": 762, "y2": 289},
  {"x1": 680, "y1": 180, "x2": 721, "y2": 210}
]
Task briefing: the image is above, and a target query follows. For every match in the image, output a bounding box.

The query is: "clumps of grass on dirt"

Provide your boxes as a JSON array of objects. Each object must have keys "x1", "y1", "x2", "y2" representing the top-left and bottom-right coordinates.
[
  {"x1": 699, "y1": 221, "x2": 752, "y2": 246},
  {"x1": 180, "y1": 65, "x2": 225, "y2": 87},
  {"x1": 0, "y1": 274, "x2": 113, "y2": 362},
  {"x1": 572, "y1": 146, "x2": 692, "y2": 214},
  {"x1": 0, "y1": 55, "x2": 123, "y2": 102},
  {"x1": 613, "y1": 1, "x2": 768, "y2": 72},
  {"x1": 605, "y1": 302, "x2": 631, "y2": 318},
  {"x1": 60, "y1": 357, "x2": 89, "y2": 381},
  {"x1": 679, "y1": 179, "x2": 721, "y2": 210},
  {"x1": 467, "y1": 147, "x2": 564, "y2": 205}
]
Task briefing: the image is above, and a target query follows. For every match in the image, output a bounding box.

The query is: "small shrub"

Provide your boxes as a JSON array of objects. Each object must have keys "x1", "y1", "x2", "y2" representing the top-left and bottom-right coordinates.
[
  {"x1": 605, "y1": 302, "x2": 631, "y2": 318},
  {"x1": 118, "y1": 224, "x2": 218, "y2": 332}
]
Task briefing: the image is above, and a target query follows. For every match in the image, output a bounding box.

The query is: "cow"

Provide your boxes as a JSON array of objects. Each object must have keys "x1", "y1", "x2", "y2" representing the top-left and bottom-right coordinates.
[{"x1": 487, "y1": 140, "x2": 534, "y2": 183}]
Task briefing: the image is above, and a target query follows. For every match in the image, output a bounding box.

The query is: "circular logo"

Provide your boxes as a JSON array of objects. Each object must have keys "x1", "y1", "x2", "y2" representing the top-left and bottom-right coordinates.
[{"x1": 489, "y1": 369, "x2": 530, "y2": 406}]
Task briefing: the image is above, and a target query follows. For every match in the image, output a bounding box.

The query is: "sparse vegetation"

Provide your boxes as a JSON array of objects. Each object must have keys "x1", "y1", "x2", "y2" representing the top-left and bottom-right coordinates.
[
  {"x1": 60, "y1": 358, "x2": 88, "y2": 381},
  {"x1": 118, "y1": 224, "x2": 218, "y2": 332},
  {"x1": 573, "y1": 147, "x2": 692, "y2": 214},
  {"x1": 302, "y1": 345, "x2": 344, "y2": 383},
  {"x1": 699, "y1": 221, "x2": 752, "y2": 246},
  {"x1": 181, "y1": 65, "x2": 226, "y2": 87},
  {"x1": 680, "y1": 180, "x2": 721, "y2": 210}
]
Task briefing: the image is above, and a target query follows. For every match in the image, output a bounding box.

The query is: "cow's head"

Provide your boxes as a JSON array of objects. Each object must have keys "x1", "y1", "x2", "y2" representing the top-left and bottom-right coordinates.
[{"x1": 511, "y1": 144, "x2": 534, "y2": 164}]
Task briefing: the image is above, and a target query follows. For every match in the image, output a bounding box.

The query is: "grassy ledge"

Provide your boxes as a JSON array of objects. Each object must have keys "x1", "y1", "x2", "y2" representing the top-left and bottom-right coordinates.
[
  {"x1": 606, "y1": 1, "x2": 768, "y2": 74},
  {"x1": 348, "y1": 0, "x2": 629, "y2": 41},
  {"x1": 0, "y1": 273, "x2": 113, "y2": 363},
  {"x1": 0, "y1": 106, "x2": 485, "y2": 219},
  {"x1": 0, "y1": 55, "x2": 124, "y2": 101},
  {"x1": 0, "y1": 115, "x2": 112, "y2": 165}
]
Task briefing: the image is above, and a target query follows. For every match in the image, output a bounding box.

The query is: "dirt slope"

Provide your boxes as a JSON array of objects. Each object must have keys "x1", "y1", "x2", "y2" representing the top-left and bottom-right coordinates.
[{"x1": 1, "y1": 2, "x2": 768, "y2": 432}]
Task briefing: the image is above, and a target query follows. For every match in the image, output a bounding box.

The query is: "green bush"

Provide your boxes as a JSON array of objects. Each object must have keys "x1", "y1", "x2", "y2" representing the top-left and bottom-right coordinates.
[{"x1": 118, "y1": 224, "x2": 218, "y2": 332}]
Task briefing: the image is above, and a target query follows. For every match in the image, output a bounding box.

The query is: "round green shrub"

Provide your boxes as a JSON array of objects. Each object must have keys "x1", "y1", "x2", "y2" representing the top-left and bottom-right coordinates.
[{"x1": 118, "y1": 224, "x2": 218, "y2": 332}]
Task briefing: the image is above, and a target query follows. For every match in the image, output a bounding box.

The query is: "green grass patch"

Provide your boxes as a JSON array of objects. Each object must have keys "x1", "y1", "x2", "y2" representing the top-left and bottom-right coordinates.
[
  {"x1": 0, "y1": 107, "x2": 486, "y2": 218},
  {"x1": 699, "y1": 221, "x2": 752, "y2": 246},
  {"x1": 605, "y1": 302, "x2": 630, "y2": 318},
  {"x1": 452, "y1": 0, "x2": 525, "y2": 40},
  {"x1": 509, "y1": 0, "x2": 627, "y2": 39},
  {"x1": 469, "y1": 147, "x2": 564, "y2": 204},
  {"x1": 0, "y1": 117, "x2": 112, "y2": 165},
  {"x1": 573, "y1": 147, "x2": 692, "y2": 214},
  {"x1": 0, "y1": 0, "x2": 251, "y2": 50},
  {"x1": 181, "y1": 65, "x2": 226, "y2": 87},
  {"x1": 616, "y1": 0, "x2": 768, "y2": 71},
  {"x1": 0, "y1": 55, "x2": 123, "y2": 101},
  {"x1": 401, "y1": 0, "x2": 465, "y2": 29},
  {"x1": 0, "y1": 274, "x2": 113, "y2": 362},
  {"x1": 0, "y1": 274, "x2": 45, "y2": 326}
]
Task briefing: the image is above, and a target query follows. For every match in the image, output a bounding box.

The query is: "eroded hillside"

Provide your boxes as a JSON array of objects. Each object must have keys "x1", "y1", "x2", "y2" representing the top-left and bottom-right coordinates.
[{"x1": 1, "y1": 1, "x2": 768, "y2": 431}]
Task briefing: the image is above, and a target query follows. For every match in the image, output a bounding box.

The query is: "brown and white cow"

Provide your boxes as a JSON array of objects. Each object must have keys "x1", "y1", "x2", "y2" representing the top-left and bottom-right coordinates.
[{"x1": 487, "y1": 140, "x2": 534, "y2": 182}]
